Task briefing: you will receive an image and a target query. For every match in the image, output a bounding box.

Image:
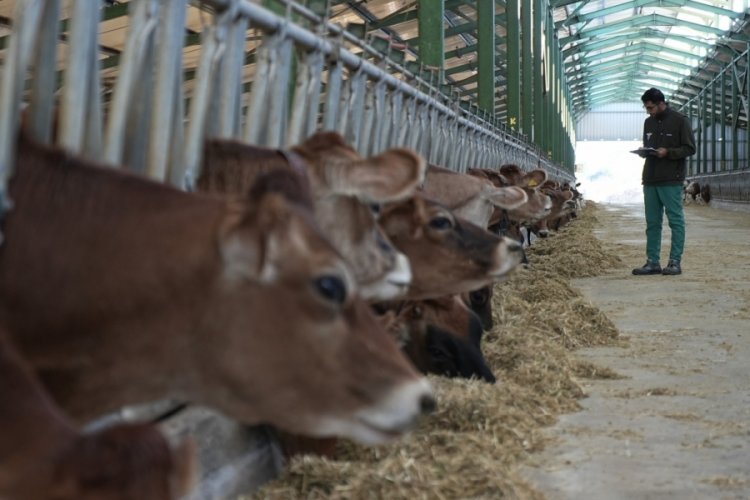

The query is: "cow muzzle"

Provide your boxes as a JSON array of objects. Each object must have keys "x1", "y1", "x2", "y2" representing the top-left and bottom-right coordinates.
[{"x1": 490, "y1": 236, "x2": 524, "y2": 279}]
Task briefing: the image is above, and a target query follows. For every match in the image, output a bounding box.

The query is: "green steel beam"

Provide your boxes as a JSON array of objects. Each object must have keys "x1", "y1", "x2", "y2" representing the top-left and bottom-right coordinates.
[
  {"x1": 476, "y1": 0, "x2": 495, "y2": 113},
  {"x1": 507, "y1": 0, "x2": 521, "y2": 130},
  {"x1": 533, "y1": 0, "x2": 544, "y2": 145},
  {"x1": 370, "y1": 10, "x2": 418, "y2": 29},
  {"x1": 560, "y1": 14, "x2": 726, "y2": 47},
  {"x1": 522, "y1": 0, "x2": 533, "y2": 137},
  {"x1": 418, "y1": 0, "x2": 445, "y2": 77},
  {"x1": 564, "y1": 29, "x2": 713, "y2": 58},
  {"x1": 565, "y1": 37, "x2": 708, "y2": 62},
  {"x1": 571, "y1": 45, "x2": 700, "y2": 72},
  {"x1": 558, "y1": 0, "x2": 741, "y2": 29}
]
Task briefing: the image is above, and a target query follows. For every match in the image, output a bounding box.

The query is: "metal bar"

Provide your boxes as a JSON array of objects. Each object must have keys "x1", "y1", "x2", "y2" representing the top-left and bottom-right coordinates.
[
  {"x1": 476, "y1": 0, "x2": 495, "y2": 113},
  {"x1": 103, "y1": 0, "x2": 159, "y2": 165},
  {"x1": 59, "y1": 0, "x2": 100, "y2": 154},
  {"x1": 322, "y1": 51, "x2": 344, "y2": 131},
  {"x1": 287, "y1": 49, "x2": 325, "y2": 146},
  {"x1": 344, "y1": 67, "x2": 367, "y2": 150},
  {"x1": 217, "y1": 8, "x2": 249, "y2": 139},
  {"x1": 83, "y1": 8, "x2": 104, "y2": 161},
  {"x1": 265, "y1": 33, "x2": 293, "y2": 148},
  {"x1": 417, "y1": 0, "x2": 444, "y2": 81},
  {"x1": 146, "y1": 0, "x2": 188, "y2": 181},
  {"x1": 0, "y1": 0, "x2": 45, "y2": 226},
  {"x1": 27, "y1": 0, "x2": 61, "y2": 144},
  {"x1": 181, "y1": 10, "x2": 234, "y2": 188}
]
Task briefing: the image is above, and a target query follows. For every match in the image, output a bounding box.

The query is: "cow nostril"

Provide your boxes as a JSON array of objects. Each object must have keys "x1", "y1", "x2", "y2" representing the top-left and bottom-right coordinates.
[{"x1": 419, "y1": 393, "x2": 437, "y2": 414}]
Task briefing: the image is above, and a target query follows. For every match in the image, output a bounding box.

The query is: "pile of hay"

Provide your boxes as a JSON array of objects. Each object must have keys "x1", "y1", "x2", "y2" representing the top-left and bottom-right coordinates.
[{"x1": 249, "y1": 202, "x2": 624, "y2": 500}]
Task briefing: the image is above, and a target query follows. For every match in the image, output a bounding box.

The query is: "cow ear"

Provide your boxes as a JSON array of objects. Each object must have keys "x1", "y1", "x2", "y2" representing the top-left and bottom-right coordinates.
[
  {"x1": 341, "y1": 149, "x2": 427, "y2": 203},
  {"x1": 218, "y1": 197, "x2": 284, "y2": 284},
  {"x1": 525, "y1": 169, "x2": 547, "y2": 188},
  {"x1": 486, "y1": 186, "x2": 527, "y2": 210}
]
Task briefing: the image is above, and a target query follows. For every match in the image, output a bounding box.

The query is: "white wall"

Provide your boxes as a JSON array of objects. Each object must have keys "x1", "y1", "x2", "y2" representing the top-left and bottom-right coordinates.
[{"x1": 575, "y1": 140, "x2": 644, "y2": 204}]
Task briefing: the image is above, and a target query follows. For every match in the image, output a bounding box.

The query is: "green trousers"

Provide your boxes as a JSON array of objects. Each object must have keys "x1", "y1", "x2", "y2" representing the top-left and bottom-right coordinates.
[{"x1": 643, "y1": 184, "x2": 685, "y2": 263}]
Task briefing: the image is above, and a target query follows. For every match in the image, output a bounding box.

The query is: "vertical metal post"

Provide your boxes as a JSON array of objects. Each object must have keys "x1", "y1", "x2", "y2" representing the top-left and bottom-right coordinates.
[
  {"x1": 103, "y1": 0, "x2": 159, "y2": 165},
  {"x1": 287, "y1": 49, "x2": 325, "y2": 146},
  {"x1": 720, "y1": 69, "x2": 726, "y2": 172},
  {"x1": 521, "y1": 0, "x2": 533, "y2": 138},
  {"x1": 731, "y1": 63, "x2": 739, "y2": 171},
  {"x1": 506, "y1": 0, "x2": 520, "y2": 131},
  {"x1": 60, "y1": 0, "x2": 103, "y2": 155},
  {"x1": 322, "y1": 52, "x2": 344, "y2": 131},
  {"x1": 0, "y1": 0, "x2": 45, "y2": 229},
  {"x1": 27, "y1": 0, "x2": 61, "y2": 144},
  {"x1": 417, "y1": 0, "x2": 444, "y2": 83},
  {"x1": 147, "y1": 0, "x2": 188, "y2": 181},
  {"x1": 216, "y1": 9, "x2": 249, "y2": 139},
  {"x1": 477, "y1": 0, "x2": 495, "y2": 114},
  {"x1": 533, "y1": 0, "x2": 543, "y2": 147}
]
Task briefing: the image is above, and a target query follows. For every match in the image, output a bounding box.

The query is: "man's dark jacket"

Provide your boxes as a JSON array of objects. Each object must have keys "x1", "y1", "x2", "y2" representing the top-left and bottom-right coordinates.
[{"x1": 642, "y1": 106, "x2": 696, "y2": 186}]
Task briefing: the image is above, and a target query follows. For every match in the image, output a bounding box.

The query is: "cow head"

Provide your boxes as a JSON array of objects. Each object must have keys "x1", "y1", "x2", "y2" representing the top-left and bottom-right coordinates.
[
  {"x1": 392, "y1": 302, "x2": 495, "y2": 384},
  {"x1": 198, "y1": 174, "x2": 435, "y2": 444},
  {"x1": 423, "y1": 164, "x2": 528, "y2": 229},
  {"x1": 379, "y1": 194, "x2": 524, "y2": 299},
  {"x1": 201, "y1": 135, "x2": 425, "y2": 301}
]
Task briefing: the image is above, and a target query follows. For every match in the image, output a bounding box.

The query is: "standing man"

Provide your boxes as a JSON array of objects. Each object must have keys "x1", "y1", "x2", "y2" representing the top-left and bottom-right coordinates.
[{"x1": 632, "y1": 87, "x2": 696, "y2": 276}]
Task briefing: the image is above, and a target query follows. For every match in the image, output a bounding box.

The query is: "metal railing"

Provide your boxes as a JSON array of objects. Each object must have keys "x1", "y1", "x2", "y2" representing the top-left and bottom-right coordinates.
[{"x1": 0, "y1": 0, "x2": 574, "y2": 234}]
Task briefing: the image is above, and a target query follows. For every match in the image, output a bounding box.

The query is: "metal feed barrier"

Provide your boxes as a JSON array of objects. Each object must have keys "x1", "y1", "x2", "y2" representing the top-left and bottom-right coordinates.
[{"x1": 0, "y1": 0, "x2": 572, "y2": 220}]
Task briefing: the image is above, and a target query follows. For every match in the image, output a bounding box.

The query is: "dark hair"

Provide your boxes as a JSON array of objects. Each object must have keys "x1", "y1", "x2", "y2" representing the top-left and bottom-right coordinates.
[{"x1": 641, "y1": 87, "x2": 665, "y2": 104}]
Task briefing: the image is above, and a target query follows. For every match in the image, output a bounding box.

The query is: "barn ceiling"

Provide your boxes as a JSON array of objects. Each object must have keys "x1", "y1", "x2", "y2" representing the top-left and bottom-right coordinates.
[{"x1": 329, "y1": 0, "x2": 750, "y2": 121}]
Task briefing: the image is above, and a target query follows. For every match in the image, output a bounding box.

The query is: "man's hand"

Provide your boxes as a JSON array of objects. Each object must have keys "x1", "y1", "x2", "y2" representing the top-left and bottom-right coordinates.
[{"x1": 655, "y1": 147, "x2": 668, "y2": 158}]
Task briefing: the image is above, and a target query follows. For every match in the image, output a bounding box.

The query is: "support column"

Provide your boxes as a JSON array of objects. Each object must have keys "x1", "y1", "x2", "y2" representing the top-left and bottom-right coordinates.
[
  {"x1": 521, "y1": 0, "x2": 533, "y2": 138},
  {"x1": 418, "y1": 0, "x2": 444, "y2": 81},
  {"x1": 477, "y1": 0, "x2": 495, "y2": 113},
  {"x1": 533, "y1": 0, "x2": 544, "y2": 148},
  {"x1": 506, "y1": 0, "x2": 520, "y2": 130}
]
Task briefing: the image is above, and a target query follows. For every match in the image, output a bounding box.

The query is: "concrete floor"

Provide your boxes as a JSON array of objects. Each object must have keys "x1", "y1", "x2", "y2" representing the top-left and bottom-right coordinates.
[{"x1": 522, "y1": 202, "x2": 750, "y2": 500}]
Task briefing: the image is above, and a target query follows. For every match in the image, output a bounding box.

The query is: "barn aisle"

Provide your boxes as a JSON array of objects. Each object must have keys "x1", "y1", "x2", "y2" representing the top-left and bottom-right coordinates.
[{"x1": 522, "y1": 203, "x2": 750, "y2": 499}]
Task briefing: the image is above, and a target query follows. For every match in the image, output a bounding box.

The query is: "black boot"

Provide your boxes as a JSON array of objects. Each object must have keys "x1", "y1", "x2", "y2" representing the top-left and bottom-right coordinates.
[
  {"x1": 632, "y1": 260, "x2": 662, "y2": 275},
  {"x1": 662, "y1": 259, "x2": 682, "y2": 275}
]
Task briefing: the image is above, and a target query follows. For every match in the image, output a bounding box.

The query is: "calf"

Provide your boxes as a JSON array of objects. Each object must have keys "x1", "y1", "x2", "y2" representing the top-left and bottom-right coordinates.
[
  {"x1": 390, "y1": 302, "x2": 495, "y2": 384},
  {"x1": 199, "y1": 132, "x2": 424, "y2": 301},
  {"x1": 0, "y1": 136, "x2": 434, "y2": 445},
  {"x1": 700, "y1": 183, "x2": 711, "y2": 204},
  {"x1": 683, "y1": 180, "x2": 700, "y2": 204},
  {"x1": 0, "y1": 328, "x2": 195, "y2": 500},
  {"x1": 378, "y1": 193, "x2": 524, "y2": 300}
]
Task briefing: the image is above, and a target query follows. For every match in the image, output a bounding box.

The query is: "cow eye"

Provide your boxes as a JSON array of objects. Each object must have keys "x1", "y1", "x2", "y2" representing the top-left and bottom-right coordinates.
[
  {"x1": 369, "y1": 203, "x2": 382, "y2": 216},
  {"x1": 313, "y1": 275, "x2": 347, "y2": 305},
  {"x1": 429, "y1": 215, "x2": 453, "y2": 230},
  {"x1": 470, "y1": 290, "x2": 488, "y2": 306}
]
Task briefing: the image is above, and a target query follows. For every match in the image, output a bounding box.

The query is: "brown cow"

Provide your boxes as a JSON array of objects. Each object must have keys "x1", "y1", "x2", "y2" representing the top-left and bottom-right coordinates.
[
  {"x1": 386, "y1": 300, "x2": 495, "y2": 383},
  {"x1": 0, "y1": 328, "x2": 195, "y2": 500},
  {"x1": 422, "y1": 164, "x2": 528, "y2": 229},
  {"x1": 0, "y1": 136, "x2": 435, "y2": 446},
  {"x1": 468, "y1": 165, "x2": 552, "y2": 227},
  {"x1": 530, "y1": 180, "x2": 577, "y2": 237},
  {"x1": 199, "y1": 132, "x2": 424, "y2": 302},
  {"x1": 378, "y1": 193, "x2": 524, "y2": 300}
]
